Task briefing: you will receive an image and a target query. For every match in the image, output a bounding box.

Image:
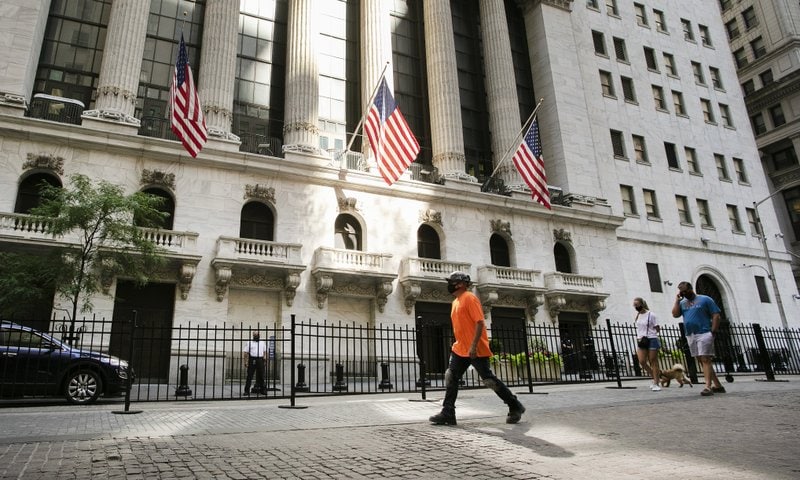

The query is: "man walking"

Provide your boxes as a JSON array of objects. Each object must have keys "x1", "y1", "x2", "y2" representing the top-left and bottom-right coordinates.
[
  {"x1": 671, "y1": 281, "x2": 727, "y2": 396},
  {"x1": 243, "y1": 331, "x2": 267, "y2": 395},
  {"x1": 429, "y1": 272, "x2": 526, "y2": 425}
]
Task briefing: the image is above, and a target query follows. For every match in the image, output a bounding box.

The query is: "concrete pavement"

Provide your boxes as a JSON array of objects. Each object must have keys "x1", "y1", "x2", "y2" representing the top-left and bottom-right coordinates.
[{"x1": 0, "y1": 376, "x2": 798, "y2": 479}]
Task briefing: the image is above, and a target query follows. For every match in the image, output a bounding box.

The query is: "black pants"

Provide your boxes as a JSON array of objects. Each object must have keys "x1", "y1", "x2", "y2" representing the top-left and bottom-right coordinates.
[
  {"x1": 244, "y1": 357, "x2": 265, "y2": 393},
  {"x1": 442, "y1": 353, "x2": 518, "y2": 415}
]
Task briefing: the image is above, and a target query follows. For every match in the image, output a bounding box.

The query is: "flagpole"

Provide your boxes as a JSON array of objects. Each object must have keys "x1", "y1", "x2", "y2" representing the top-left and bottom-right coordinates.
[
  {"x1": 481, "y1": 97, "x2": 544, "y2": 190},
  {"x1": 339, "y1": 62, "x2": 391, "y2": 165}
]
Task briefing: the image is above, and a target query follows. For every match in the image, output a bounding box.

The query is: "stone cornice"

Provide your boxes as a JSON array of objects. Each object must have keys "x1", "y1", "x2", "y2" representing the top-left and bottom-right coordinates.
[
  {"x1": 745, "y1": 67, "x2": 800, "y2": 112},
  {"x1": 515, "y1": 0, "x2": 573, "y2": 13}
]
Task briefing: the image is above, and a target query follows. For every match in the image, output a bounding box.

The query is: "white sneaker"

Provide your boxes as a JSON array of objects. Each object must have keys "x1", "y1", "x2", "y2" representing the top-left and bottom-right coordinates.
[{"x1": 651, "y1": 384, "x2": 661, "y2": 391}]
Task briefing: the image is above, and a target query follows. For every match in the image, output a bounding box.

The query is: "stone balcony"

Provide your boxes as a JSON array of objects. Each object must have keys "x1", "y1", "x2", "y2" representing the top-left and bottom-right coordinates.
[
  {"x1": 311, "y1": 247, "x2": 396, "y2": 312},
  {"x1": 475, "y1": 266, "x2": 546, "y2": 317},
  {"x1": 211, "y1": 236, "x2": 306, "y2": 305},
  {"x1": 543, "y1": 272, "x2": 610, "y2": 324},
  {"x1": 398, "y1": 258, "x2": 471, "y2": 314},
  {"x1": 0, "y1": 212, "x2": 201, "y2": 299}
]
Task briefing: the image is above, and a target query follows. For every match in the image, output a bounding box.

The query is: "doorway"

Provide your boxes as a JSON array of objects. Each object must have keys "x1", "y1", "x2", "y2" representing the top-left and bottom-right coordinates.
[{"x1": 414, "y1": 302, "x2": 452, "y2": 378}]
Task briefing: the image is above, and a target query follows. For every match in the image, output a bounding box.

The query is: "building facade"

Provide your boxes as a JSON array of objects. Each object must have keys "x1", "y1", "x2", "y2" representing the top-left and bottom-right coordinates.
[{"x1": 0, "y1": 0, "x2": 797, "y2": 379}]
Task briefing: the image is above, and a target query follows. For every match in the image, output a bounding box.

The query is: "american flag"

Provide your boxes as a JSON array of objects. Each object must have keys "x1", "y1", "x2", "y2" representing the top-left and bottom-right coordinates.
[
  {"x1": 512, "y1": 117, "x2": 550, "y2": 209},
  {"x1": 170, "y1": 35, "x2": 207, "y2": 158},
  {"x1": 364, "y1": 77, "x2": 420, "y2": 185}
]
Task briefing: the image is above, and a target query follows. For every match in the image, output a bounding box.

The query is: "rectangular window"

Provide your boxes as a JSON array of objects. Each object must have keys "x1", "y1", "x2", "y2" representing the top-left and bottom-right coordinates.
[
  {"x1": 621, "y1": 76, "x2": 637, "y2": 102},
  {"x1": 743, "y1": 7, "x2": 758, "y2": 30},
  {"x1": 709, "y1": 67, "x2": 723, "y2": 90},
  {"x1": 635, "y1": 3, "x2": 648, "y2": 26},
  {"x1": 587, "y1": 0, "x2": 599, "y2": 8},
  {"x1": 665, "y1": 142, "x2": 679, "y2": 169},
  {"x1": 600, "y1": 70, "x2": 615, "y2": 97},
  {"x1": 783, "y1": 187, "x2": 800, "y2": 241},
  {"x1": 621, "y1": 185, "x2": 637, "y2": 215},
  {"x1": 734, "y1": 48, "x2": 748, "y2": 69},
  {"x1": 751, "y1": 37, "x2": 766, "y2": 59},
  {"x1": 646, "y1": 263, "x2": 663, "y2": 293},
  {"x1": 715, "y1": 154, "x2": 730, "y2": 180},
  {"x1": 699, "y1": 25, "x2": 712, "y2": 47},
  {"x1": 672, "y1": 91, "x2": 686, "y2": 115},
  {"x1": 681, "y1": 19, "x2": 694, "y2": 41},
  {"x1": 746, "y1": 207, "x2": 760, "y2": 235},
  {"x1": 663, "y1": 53, "x2": 678, "y2": 76},
  {"x1": 685, "y1": 147, "x2": 700, "y2": 174},
  {"x1": 720, "y1": 0, "x2": 732, "y2": 12},
  {"x1": 742, "y1": 79, "x2": 755, "y2": 95},
  {"x1": 697, "y1": 199, "x2": 713, "y2": 228},
  {"x1": 770, "y1": 104, "x2": 786, "y2": 127},
  {"x1": 652, "y1": 85, "x2": 667, "y2": 110},
  {"x1": 725, "y1": 19, "x2": 740, "y2": 40},
  {"x1": 751, "y1": 113, "x2": 767, "y2": 135},
  {"x1": 613, "y1": 37, "x2": 628, "y2": 62},
  {"x1": 733, "y1": 157, "x2": 748, "y2": 183},
  {"x1": 611, "y1": 129, "x2": 626, "y2": 157},
  {"x1": 720, "y1": 104, "x2": 733, "y2": 127},
  {"x1": 606, "y1": 0, "x2": 618, "y2": 16},
  {"x1": 771, "y1": 147, "x2": 798, "y2": 171},
  {"x1": 727, "y1": 204, "x2": 743, "y2": 233},
  {"x1": 654, "y1": 10, "x2": 667, "y2": 33},
  {"x1": 701, "y1": 99, "x2": 715, "y2": 123},
  {"x1": 644, "y1": 47, "x2": 658, "y2": 71},
  {"x1": 643, "y1": 189, "x2": 659, "y2": 219},
  {"x1": 755, "y1": 276, "x2": 770, "y2": 303},
  {"x1": 633, "y1": 134, "x2": 648, "y2": 163},
  {"x1": 692, "y1": 62, "x2": 705, "y2": 84},
  {"x1": 760, "y1": 69, "x2": 774, "y2": 86},
  {"x1": 592, "y1": 30, "x2": 607, "y2": 56},
  {"x1": 676, "y1": 195, "x2": 692, "y2": 224}
]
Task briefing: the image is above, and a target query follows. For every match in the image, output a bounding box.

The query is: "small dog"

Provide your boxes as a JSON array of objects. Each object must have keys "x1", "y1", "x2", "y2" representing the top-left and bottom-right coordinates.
[{"x1": 659, "y1": 363, "x2": 693, "y2": 388}]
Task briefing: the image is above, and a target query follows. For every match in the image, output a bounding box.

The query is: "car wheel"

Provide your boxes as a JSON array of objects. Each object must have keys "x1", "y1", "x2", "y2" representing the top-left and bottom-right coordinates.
[{"x1": 64, "y1": 369, "x2": 103, "y2": 404}]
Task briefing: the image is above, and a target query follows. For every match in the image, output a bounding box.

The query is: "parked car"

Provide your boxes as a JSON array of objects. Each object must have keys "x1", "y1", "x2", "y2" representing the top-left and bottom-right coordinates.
[{"x1": 0, "y1": 321, "x2": 131, "y2": 404}]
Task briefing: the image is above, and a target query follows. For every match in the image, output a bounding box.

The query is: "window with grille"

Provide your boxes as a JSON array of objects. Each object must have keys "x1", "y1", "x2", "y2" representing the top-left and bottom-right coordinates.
[
  {"x1": 613, "y1": 37, "x2": 628, "y2": 62},
  {"x1": 611, "y1": 130, "x2": 626, "y2": 157},
  {"x1": 644, "y1": 47, "x2": 658, "y2": 70},
  {"x1": 592, "y1": 30, "x2": 607, "y2": 56},
  {"x1": 621, "y1": 76, "x2": 637, "y2": 102}
]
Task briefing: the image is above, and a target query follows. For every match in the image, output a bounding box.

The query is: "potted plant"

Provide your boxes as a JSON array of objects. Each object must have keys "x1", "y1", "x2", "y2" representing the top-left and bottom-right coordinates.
[{"x1": 489, "y1": 351, "x2": 518, "y2": 381}]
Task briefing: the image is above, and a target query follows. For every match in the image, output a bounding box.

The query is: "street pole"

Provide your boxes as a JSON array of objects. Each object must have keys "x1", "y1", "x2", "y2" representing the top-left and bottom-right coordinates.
[{"x1": 752, "y1": 196, "x2": 789, "y2": 331}]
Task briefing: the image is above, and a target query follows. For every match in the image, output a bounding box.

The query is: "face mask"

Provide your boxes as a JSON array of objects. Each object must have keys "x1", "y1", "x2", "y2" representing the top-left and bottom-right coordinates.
[
  {"x1": 447, "y1": 282, "x2": 458, "y2": 293},
  {"x1": 634, "y1": 305, "x2": 643, "y2": 312}
]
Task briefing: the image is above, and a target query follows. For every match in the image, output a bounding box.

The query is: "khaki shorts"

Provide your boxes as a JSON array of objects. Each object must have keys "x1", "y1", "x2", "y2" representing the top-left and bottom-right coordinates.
[{"x1": 687, "y1": 332, "x2": 715, "y2": 357}]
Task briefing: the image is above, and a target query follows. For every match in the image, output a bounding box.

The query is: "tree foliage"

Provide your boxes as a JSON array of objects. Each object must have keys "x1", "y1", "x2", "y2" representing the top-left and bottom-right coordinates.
[{"x1": 0, "y1": 174, "x2": 168, "y2": 333}]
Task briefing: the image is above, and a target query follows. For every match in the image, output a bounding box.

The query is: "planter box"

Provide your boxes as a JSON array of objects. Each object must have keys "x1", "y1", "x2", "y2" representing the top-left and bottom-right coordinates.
[{"x1": 525, "y1": 362, "x2": 562, "y2": 382}]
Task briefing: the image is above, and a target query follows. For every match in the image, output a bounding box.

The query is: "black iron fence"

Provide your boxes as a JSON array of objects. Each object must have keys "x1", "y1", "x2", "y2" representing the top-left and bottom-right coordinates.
[{"x1": 1, "y1": 315, "x2": 799, "y2": 404}]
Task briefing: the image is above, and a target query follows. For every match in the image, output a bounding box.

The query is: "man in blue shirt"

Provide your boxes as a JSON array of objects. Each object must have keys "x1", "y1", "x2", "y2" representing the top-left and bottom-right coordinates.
[{"x1": 671, "y1": 281, "x2": 726, "y2": 396}]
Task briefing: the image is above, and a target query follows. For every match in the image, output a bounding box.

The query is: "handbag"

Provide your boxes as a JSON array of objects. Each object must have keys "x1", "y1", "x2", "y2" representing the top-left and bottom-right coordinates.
[{"x1": 637, "y1": 312, "x2": 652, "y2": 349}]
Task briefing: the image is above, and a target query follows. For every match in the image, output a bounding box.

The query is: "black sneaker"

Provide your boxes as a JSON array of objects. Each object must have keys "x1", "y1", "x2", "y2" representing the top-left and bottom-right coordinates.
[
  {"x1": 429, "y1": 412, "x2": 457, "y2": 426},
  {"x1": 507, "y1": 403, "x2": 526, "y2": 424}
]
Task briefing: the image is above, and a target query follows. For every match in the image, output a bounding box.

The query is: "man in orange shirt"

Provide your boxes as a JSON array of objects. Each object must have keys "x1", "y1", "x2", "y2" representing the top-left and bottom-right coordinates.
[{"x1": 429, "y1": 272, "x2": 526, "y2": 425}]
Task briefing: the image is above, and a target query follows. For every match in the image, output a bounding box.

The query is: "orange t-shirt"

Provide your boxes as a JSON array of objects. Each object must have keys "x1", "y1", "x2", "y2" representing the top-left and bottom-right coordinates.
[{"x1": 450, "y1": 290, "x2": 492, "y2": 357}]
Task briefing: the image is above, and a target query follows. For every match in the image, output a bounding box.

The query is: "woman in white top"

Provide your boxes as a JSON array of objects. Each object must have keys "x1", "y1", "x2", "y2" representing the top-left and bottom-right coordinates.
[{"x1": 634, "y1": 297, "x2": 662, "y2": 391}]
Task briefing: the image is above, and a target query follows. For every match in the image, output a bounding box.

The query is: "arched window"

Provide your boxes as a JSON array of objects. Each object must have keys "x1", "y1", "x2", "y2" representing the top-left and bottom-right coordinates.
[
  {"x1": 240, "y1": 202, "x2": 275, "y2": 241},
  {"x1": 417, "y1": 224, "x2": 441, "y2": 259},
  {"x1": 490, "y1": 234, "x2": 510, "y2": 267},
  {"x1": 335, "y1": 214, "x2": 362, "y2": 250},
  {"x1": 140, "y1": 187, "x2": 175, "y2": 230},
  {"x1": 14, "y1": 172, "x2": 61, "y2": 214},
  {"x1": 554, "y1": 243, "x2": 573, "y2": 273}
]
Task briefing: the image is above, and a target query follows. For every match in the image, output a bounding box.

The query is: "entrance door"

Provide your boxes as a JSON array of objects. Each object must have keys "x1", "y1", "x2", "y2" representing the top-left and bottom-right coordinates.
[
  {"x1": 558, "y1": 312, "x2": 597, "y2": 375},
  {"x1": 489, "y1": 307, "x2": 526, "y2": 354},
  {"x1": 414, "y1": 302, "x2": 452, "y2": 378},
  {"x1": 110, "y1": 281, "x2": 175, "y2": 383},
  {"x1": 696, "y1": 274, "x2": 738, "y2": 373}
]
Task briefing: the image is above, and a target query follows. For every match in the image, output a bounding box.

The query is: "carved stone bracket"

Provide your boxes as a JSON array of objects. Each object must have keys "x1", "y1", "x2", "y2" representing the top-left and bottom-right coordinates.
[
  {"x1": 337, "y1": 196, "x2": 358, "y2": 212},
  {"x1": 283, "y1": 121, "x2": 319, "y2": 135},
  {"x1": 314, "y1": 273, "x2": 333, "y2": 309},
  {"x1": 526, "y1": 293, "x2": 545, "y2": 318},
  {"x1": 24, "y1": 153, "x2": 64, "y2": 175},
  {"x1": 214, "y1": 265, "x2": 232, "y2": 301},
  {"x1": 547, "y1": 294, "x2": 566, "y2": 323},
  {"x1": 490, "y1": 219, "x2": 511, "y2": 237},
  {"x1": 245, "y1": 184, "x2": 275, "y2": 204},
  {"x1": 402, "y1": 282, "x2": 421, "y2": 314},
  {"x1": 179, "y1": 262, "x2": 197, "y2": 300},
  {"x1": 376, "y1": 281, "x2": 394, "y2": 313},
  {"x1": 553, "y1": 228, "x2": 572, "y2": 243},
  {"x1": 589, "y1": 298, "x2": 607, "y2": 326},
  {"x1": 285, "y1": 272, "x2": 301, "y2": 307},
  {"x1": 141, "y1": 169, "x2": 176, "y2": 190},
  {"x1": 420, "y1": 209, "x2": 442, "y2": 226}
]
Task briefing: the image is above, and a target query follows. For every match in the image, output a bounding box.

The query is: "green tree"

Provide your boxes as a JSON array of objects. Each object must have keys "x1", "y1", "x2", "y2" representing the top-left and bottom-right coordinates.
[{"x1": 0, "y1": 174, "x2": 167, "y2": 343}]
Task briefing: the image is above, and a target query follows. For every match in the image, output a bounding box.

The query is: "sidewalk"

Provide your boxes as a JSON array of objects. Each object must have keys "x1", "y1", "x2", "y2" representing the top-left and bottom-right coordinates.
[{"x1": 0, "y1": 376, "x2": 798, "y2": 479}]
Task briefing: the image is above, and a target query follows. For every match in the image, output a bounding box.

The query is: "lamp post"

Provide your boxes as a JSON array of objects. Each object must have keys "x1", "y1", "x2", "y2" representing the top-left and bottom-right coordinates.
[{"x1": 752, "y1": 190, "x2": 791, "y2": 330}]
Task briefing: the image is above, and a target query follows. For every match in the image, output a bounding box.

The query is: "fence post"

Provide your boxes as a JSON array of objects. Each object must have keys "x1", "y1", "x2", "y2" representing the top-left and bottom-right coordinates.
[
  {"x1": 415, "y1": 316, "x2": 430, "y2": 400},
  {"x1": 113, "y1": 310, "x2": 142, "y2": 415},
  {"x1": 604, "y1": 318, "x2": 634, "y2": 389},
  {"x1": 279, "y1": 314, "x2": 307, "y2": 409},
  {"x1": 753, "y1": 323, "x2": 776, "y2": 381}
]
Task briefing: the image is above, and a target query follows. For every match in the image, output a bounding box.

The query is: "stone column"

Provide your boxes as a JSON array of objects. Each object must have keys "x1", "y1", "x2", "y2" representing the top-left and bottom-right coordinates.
[
  {"x1": 479, "y1": 0, "x2": 523, "y2": 187},
  {"x1": 81, "y1": 0, "x2": 149, "y2": 129},
  {"x1": 0, "y1": 0, "x2": 51, "y2": 115},
  {"x1": 424, "y1": 0, "x2": 467, "y2": 180},
  {"x1": 198, "y1": 0, "x2": 240, "y2": 142},
  {"x1": 360, "y1": 0, "x2": 392, "y2": 167},
  {"x1": 283, "y1": 0, "x2": 319, "y2": 153}
]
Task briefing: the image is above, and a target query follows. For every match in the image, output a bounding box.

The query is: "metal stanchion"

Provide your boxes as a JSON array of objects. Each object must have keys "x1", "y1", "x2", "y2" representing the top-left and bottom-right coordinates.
[
  {"x1": 280, "y1": 314, "x2": 308, "y2": 409},
  {"x1": 113, "y1": 310, "x2": 143, "y2": 414}
]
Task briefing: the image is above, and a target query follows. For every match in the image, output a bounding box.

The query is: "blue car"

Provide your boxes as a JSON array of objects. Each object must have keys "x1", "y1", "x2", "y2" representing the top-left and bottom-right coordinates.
[{"x1": 0, "y1": 321, "x2": 131, "y2": 404}]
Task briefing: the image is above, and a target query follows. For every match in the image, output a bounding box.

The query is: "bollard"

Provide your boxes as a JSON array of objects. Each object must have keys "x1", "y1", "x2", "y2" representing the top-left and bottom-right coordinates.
[
  {"x1": 332, "y1": 362, "x2": 348, "y2": 391},
  {"x1": 378, "y1": 361, "x2": 393, "y2": 390},
  {"x1": 295, "y1": 363, "x2": 309, "y2": 392},
  {"x1": 175, "y1": 364, "x2": 192, "y2": 397}
]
